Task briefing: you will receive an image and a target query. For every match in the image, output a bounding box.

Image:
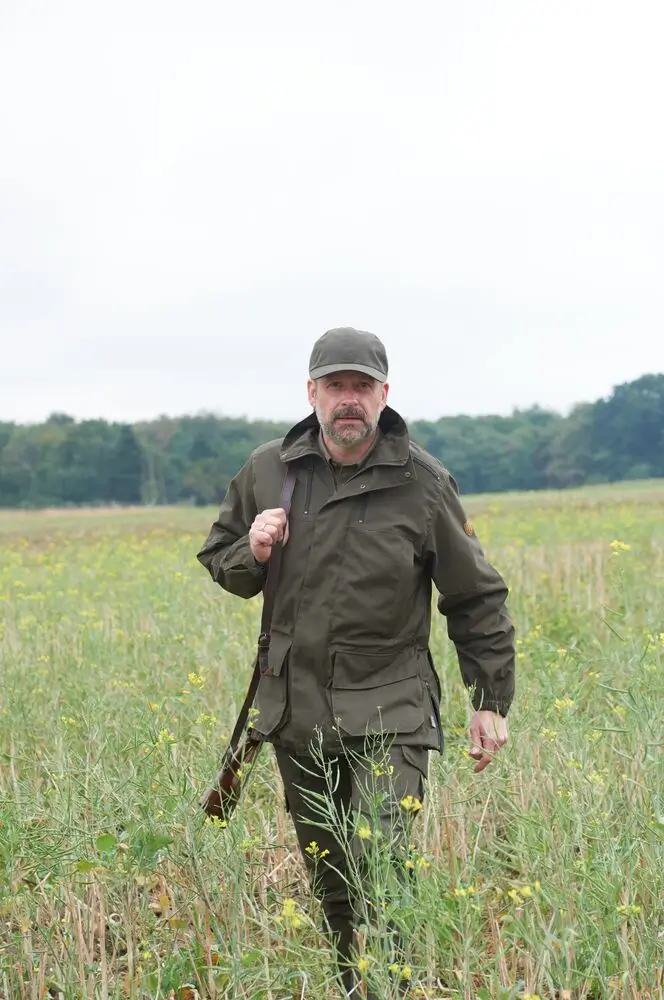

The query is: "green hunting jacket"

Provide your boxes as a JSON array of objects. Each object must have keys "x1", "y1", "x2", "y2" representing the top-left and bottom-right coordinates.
[{"x1": 197, "y1": 406, "x2": 515, "y2": 752}]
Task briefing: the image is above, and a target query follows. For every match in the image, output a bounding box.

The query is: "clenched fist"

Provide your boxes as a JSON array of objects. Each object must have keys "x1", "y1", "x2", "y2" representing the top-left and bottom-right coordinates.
[{"x1": 249, "y1": 508, "x2": 290, "y2": 564}]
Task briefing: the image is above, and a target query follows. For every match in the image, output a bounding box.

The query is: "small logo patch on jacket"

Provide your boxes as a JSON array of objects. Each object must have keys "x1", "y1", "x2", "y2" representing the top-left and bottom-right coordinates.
[{"x1": 463, "y1": 520, "x2": 474, "y2": 536}]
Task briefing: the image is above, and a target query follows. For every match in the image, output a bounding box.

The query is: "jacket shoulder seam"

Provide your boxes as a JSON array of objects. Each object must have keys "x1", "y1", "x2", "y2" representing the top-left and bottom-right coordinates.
[
  {"x1": 408, "y1": 444, "x2": 452, "y2": 482},
  {"x1": 409, "y1": 449, "x2": 444, "y2": 541},
  {"x1": 409, "y1": 448, "x2": 458, "y2": 542},
  {"x1": 412, "y1": 453, "x2": 441, "y2": 481},
  {"x1": 251, "y1": 437, "x2": 286, "y2": 460}
]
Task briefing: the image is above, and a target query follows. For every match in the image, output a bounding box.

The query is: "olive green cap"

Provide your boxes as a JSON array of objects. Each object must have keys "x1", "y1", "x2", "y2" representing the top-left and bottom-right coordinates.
[{"x1": 308, "y1": 327, "x2": 389, "y2": 383}]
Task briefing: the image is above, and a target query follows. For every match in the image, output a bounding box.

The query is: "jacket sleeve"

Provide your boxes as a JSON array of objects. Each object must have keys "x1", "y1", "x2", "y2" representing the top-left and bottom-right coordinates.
[
  {"x1": 196, "y1": 456, "x2": 267, "y2": 599},
  {"x1": 425, "y1": 472, "x2": 515, "y2": 716}
]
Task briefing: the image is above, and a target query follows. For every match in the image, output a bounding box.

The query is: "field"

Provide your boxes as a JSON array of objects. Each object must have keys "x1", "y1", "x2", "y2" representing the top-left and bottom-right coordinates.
[{"x1": 1, "y1": 482, "x2": 663, "y2": 999}]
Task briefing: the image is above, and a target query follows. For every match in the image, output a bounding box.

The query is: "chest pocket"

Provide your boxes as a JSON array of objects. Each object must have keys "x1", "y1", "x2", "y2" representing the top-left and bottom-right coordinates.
[
  {"x1": 350, "y1": 486, "x2": 423, "y2": 538},
  {"x1": 333, "y1": 522, "x2": 418, "y2": 641},
  {"x1": 288, "y1": 461, "x2": 335, "y2": 523}
]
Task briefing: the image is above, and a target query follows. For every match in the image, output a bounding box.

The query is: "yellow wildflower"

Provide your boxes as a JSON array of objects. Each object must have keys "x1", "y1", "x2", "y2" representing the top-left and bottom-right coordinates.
[
  {"x1": 609, "y1": 539, "x2": 631, "y2": 552},
  {"x1": 204, "y1": 816, "x2": 228, "y2": 829},
  {"x1": 372, "y1": 763, "x2": 395, "y2": 777},
  {"x1": 195, "y1": 713, "x2": 217, "y2": 726},
  {"x1": 400, "y1": 795, "x2": 422, "y2": 813},
  {"x1": 275, "y1": 897, "x2": 303, "y2": 928}
]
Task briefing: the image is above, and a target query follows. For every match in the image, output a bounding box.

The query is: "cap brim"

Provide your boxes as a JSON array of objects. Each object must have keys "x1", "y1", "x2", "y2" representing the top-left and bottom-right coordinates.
[{"x1": 309, "y1": 363, "x2": 387, "y2": 383}]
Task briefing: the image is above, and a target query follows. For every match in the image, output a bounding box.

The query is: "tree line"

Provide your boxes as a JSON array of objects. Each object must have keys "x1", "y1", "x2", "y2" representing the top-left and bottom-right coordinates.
[{"x1": 1, "y1": 373, "x2": 662, "y2": 508}]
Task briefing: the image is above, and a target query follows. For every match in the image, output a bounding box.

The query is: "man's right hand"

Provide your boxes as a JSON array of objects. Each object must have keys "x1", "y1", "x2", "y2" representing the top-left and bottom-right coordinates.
[{"x1": 249, "y1": 508, "x2": 289, "y2": 564}]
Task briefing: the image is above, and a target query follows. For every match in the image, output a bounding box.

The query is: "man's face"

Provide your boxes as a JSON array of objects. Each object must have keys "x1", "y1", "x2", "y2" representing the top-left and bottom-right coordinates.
[{"x1": 307, "y1": 371, "x2": 389, "y2": 448}]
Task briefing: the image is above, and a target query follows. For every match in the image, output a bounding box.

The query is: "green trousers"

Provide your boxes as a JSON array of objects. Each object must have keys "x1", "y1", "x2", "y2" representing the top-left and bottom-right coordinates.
[{"x1": 274, "y1": 741, "x2": 428, "y2": 995}]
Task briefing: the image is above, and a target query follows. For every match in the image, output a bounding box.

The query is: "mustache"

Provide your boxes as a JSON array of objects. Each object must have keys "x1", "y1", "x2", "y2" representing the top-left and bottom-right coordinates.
[{"x1": 333, "y1": 408, "x2": 366, "y2": 421}]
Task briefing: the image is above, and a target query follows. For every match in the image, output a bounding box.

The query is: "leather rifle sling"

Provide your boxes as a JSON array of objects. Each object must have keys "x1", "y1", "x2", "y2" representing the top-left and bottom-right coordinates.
[{"x1": 225, "y1": 463, "x2": 298, "y2": 757}]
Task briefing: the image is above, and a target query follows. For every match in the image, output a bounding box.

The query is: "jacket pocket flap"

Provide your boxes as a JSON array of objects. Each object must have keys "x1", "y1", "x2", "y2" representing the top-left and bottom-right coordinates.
[
  {"x1": 331, "y1": 674, "x2": 425, "y2": 737},
  {"x1": 253, "y1": 633, "x2": 291, "y2": 737},
  {"x1": 264, "y1": 631, "x2": 291, "y2": 677},
  {"x1": 332, "y1": 646, "x2": 419, "y2": 689}
]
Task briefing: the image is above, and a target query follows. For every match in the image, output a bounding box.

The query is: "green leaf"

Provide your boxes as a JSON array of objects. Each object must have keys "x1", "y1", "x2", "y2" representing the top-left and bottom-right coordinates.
[
  {"x1": 75, "y1": 859, "x2": 100, "y2": 873},
  {"x1": 131, "y1": 831, "x2": 174, "y2": 865},
  {"x1": 240, "y1": 949, "x2": 263, "y2": 966},
  {"x1": 96, "y1": 833, "x2": 117, "y2": 854}
]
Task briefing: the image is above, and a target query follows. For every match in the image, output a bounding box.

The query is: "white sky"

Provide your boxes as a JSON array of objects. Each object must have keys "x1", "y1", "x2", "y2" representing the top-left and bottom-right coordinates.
[{"x1": 1, "y1": 0, "x2": 663, "y2": 425}]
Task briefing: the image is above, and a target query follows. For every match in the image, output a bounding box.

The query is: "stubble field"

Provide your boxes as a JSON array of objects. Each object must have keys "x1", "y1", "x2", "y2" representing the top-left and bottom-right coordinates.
[{"x1": 0, "y1": 482, "x2": 663, "y2": 999}]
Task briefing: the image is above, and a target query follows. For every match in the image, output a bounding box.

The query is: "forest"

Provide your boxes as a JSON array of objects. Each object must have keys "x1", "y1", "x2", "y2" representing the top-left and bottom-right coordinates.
[{"x1": 1, "y1": 373, "x2": 662, "y2": 507}]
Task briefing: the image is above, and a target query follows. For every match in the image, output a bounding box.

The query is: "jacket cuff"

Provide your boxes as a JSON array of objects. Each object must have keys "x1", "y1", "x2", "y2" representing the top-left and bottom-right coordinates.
[
  {"x1": 471, "y1": 690, "x2": 512, "y2": 717},
  {"x1": 225, "y1": 536, "x2": 268, "y2": 577}
]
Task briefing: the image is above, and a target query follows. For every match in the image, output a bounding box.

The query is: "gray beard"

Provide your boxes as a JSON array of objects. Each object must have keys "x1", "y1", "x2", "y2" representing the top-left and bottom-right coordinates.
[{"x1": 317, "y1": 407, "x2": 378, "y2": 448}]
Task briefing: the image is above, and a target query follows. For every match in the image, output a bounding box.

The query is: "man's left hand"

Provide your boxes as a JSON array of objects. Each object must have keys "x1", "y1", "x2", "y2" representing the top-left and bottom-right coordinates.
[{"x1": 469, "y1": 710, "x2": 508, "y2": 773}]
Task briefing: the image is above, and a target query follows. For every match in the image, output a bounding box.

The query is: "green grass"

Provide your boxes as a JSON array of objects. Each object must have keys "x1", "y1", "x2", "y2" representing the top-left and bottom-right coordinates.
[{"x1": 1, "y1": 483, "x2": 663, "y2": 998}]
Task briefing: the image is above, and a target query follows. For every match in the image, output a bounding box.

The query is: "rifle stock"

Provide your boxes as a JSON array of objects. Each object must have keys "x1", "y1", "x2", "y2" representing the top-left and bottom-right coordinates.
[
  {"x1": 199, "y1": 736, "x2": 263, "y2": 820},
  {"x1": 198, "y1": 464, "x2": 297, "y2": 824}
]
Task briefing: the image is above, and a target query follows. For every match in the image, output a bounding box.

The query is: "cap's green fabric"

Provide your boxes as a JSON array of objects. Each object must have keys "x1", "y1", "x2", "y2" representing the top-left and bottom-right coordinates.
[{"x1": 309, "y1": 327, "x2": 388, "y2": 383}]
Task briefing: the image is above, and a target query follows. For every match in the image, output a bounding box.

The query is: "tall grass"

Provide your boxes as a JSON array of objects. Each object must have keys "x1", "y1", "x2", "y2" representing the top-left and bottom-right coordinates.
[{"x1": 0, "y1": 484, "x2": 662, "y2": 998}]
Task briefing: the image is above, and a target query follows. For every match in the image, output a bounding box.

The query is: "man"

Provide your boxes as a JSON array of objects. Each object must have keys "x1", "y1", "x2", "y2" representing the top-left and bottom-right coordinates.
[{"x1": 198, "y1": 327, "x2": 515, "y2": 995}]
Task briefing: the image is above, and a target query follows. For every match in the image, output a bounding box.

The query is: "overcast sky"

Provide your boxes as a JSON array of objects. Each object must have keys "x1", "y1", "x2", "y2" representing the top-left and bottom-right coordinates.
[{"x1": 2, "y1": 0, "x2": 663, "y2": 426}]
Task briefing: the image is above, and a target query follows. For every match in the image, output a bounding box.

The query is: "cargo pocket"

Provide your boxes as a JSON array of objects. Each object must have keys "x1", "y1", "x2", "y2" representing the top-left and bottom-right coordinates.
[
  {"x1": 252, "y1": 632, "x2": 291, "y2": 737},
  {"x1": 401, "y1": 745, "x2": 429, "y2": 800},
  {"x1": 330, "y1": 649, "x2": 426, "y2": 738},
  {"x1": 425, "y1": 650, "x2": 444, "y2": 753}
]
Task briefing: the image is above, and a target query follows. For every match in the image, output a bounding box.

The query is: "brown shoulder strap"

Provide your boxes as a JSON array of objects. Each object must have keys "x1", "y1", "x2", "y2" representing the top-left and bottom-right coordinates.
[
  {"x1": 257, "y1": 463, "x2": 298, "y2": 674},
  {"x1": 226, "y1": 464, "x2": 298, "y2": 754}
]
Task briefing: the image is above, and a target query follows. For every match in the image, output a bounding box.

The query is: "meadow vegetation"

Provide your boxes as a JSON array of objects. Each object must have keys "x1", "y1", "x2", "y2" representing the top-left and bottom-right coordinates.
[{"x1": 0, "y1": 481, "x2": 662, "y2": 998}]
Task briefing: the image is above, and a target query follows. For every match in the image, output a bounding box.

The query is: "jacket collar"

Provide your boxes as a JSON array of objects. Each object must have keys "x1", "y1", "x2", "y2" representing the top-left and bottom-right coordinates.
[{"x1": 279, "y1": 405, "x2": 412, "y2": 468}]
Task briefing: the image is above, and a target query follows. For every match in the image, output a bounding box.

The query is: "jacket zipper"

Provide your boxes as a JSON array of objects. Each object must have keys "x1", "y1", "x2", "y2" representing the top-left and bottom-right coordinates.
[
  {"x1": 356, "y1": 493, "x2": 369, "y2": 523},
  {"x1": 425, "y1": 680, "x2": 444, "y2": 752},
  {"x1": 302, "y1": 461, "x2": 314, "y2": 515}
]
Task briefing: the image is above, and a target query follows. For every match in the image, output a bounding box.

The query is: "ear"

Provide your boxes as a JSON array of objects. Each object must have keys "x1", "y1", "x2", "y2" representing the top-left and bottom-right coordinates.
[
  {"x1": 379, "y1": 381, "x2": 389, "y2": 410},
  {"x1": 307, "y1": 378, "x2": 317, "y2": 409}
]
